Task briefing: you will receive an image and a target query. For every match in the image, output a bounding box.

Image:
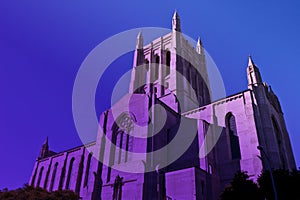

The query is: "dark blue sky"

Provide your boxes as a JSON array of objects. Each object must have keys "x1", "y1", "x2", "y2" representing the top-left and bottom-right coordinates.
[{"x1": 0, "y1": 1, "x2": 299, "y2": 189}]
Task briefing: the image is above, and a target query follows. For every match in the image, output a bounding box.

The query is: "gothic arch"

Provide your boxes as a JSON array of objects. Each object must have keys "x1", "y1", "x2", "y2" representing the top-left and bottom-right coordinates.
[
  {"x1": 107, "y1": 112, "x2": 135, "y2": 182},
  {"x1": 37, "y1": 166, "x2": 44, "y2": 187},
  {"x1": 225, "y1": 113, "x2": 241, "y2": 160},
  {"x1": 50, "y1": 162, "x2": 58, "y2": 191},
  {"x1": 84, "y1": 152, "x2": 93, "y2": 187},
  {"x1": 111, "y1": 113, "x2": 135, "y2": 163},
  {"x1": 66, "y1": 157, "x2": 75, "y2": 189}
]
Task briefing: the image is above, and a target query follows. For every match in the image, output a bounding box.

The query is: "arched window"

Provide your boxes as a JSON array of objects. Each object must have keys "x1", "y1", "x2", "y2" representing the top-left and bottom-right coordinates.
[
  {"x1": 144, "y1": 59, "x2": 149, "y2": 85},
  {"x1": 84, "y1": 153, "x2": 93, "y2": 187},
  {"x1": 272, "y1": 117, "x2": 286, "y2": 168},
  {"x1": 31, "y1": 166, "x2": 38, "y2": 186},
  {"x1": 226, "y1": 113, "x2": 241, "y2": 160},
  {"x1": 50, "y1": 162, "x2": 58, "y2": 191},
  {"x1": 110, "y1": 114, "x2": 134, "y2": 164},
  {"x1": 154, "y1": 55, "x2": 160, "y2": 80},
  {"x1": 114, "y1": 131, "x2": 132, "y2": 164},
  {"x1": 166, "y1": 51, "x2": 171, "y2": 76},
  {"x1": 37, "y1": 166, "x2": 44, "y2": 187},
  {"x1": 108, "y1": 114, "x2": 134, "y2": 183},
  {"x1": 66, "y1": 158, "x2": 75, "y2": 189},
  {"x1": 117, "y1": 131, "x2": 125, "y2": 164}
]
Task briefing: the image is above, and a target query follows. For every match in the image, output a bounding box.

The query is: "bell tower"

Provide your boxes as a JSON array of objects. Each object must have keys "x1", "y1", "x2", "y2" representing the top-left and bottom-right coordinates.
[{"x1": 129, "y1": 11, "x2": 211, "y2": 112}]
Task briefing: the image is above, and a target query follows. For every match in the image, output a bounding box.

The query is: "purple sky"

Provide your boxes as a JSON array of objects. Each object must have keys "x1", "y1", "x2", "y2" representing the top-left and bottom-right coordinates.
[{"x1": 0, "y1": 1, "x2": 299, "y2": 189}]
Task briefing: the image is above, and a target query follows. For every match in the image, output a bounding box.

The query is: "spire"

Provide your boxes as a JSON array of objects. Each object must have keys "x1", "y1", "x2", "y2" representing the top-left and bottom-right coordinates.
[
  {"x1": 196, "y1": 37, "x2": 204, "y2": 54},
  {"x1": 247, "y1": 55, "x2": 262, "y2": 89},
  {"x1": 44, "y1": 136, "x2": 48, "y2": 147},
  {"x1": 130, "y1": 32, "x2": 145, "y2": 93},
  {"x1": 248, "y1": 55, "x2": 255, "y2": 67},
  {"x1": 39, "y1": 137, "x2": 49, "y2": 159},
  {"x1": 136, "y1": 31, "x2": 143, "y2": 49},
  {"x1": 172, "y1": 10, "x2": 181, "y2": 32}
]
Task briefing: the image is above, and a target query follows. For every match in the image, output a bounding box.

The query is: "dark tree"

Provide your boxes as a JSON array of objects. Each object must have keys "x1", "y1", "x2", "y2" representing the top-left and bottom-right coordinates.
[
  {"x1": 0, "y1": 184, "x2": 79, "y2": 200},
  {"x1": 258, "y1": 169, "x2": 300, "y2": 200},
  {"x1": 221, "y1": 171, "x2": 263, "y2": 200}
]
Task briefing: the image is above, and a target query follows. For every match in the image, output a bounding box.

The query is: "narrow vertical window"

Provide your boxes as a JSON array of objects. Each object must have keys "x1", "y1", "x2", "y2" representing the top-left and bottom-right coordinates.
[
  {"x1": 66, "y1": 158, "x2": 75, "y2": 189},
  {"x1": 201, "y1": 180, "x2": 205, "y2": 195},
  {"x1": 166, "y1": 51, "x2": 171, "y2": 76},
  {"x1": 186, "y1": 65, "x2": 191, "y2": 93},
  {"x1": 186, "y1": 64, "x2": 190, "y2": 81},
  {"x1": 144, "y1": 59, "x2": 149, "y2": 85},
  {"x1": 125, "y1": 133, "x2": 130, "y2": 162},
  {"x1": 188, "y1": 63, "x2": 192, "y2": 83},
  {"x1": 50, "y1": 162, "x2": 58, "y2": 191},
  {"x1": 84, "y1": 153, "x2": 92, "y2": 187},
  {"x1": 108, "y1": 113, "x2": 134, "y2": 183},
  {"x1": 272, "y1": 117, "x2": 286, "y2": 168},
  {"x1": 108, "y1": 130, "x2": 117, "y2": 183},
  {"x1": 58, "y1": 160, "x2": 66, "y2": 190},
  {"x1": 37, "y1": 166, "x2": 44, "y2": 187},
  {"x1": 31, "y1": 165, "x2": 38, "y2": 186},
  {"x1": 118, "y1": 132, "x2": 124, "y2": 164},
  {"x1": 226, "y1": 113, "x2": 241, "y2": 160},
  {"x1": 155, "y1": 55, "x2": 160, "y2": 80}
]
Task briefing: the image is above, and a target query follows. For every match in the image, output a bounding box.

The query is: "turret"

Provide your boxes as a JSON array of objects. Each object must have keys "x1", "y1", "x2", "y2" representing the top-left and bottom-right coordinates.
[
  {"x1": 130, "y1": 32, "x2": 145, "y2": 93},
  {"x1": 196, "y1": 37, "x2": 204, "y2": 55},
  {"x1": 134, "y1": 31, "x2": 144, "y2": 67},
  {"x1": 247, "y1": 56, "x2": 262, "y2": 89},
  {"x1": 136, "y1": 31, "x2": 143, "y2": 50},
  {"x1": 172, "y1": 10, "x2": 181, "y2": 32}
]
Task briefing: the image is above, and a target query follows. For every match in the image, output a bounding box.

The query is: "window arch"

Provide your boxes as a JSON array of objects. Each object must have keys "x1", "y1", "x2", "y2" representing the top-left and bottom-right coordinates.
[
  {"x1": 112, "y1": 115, "x2": 134, "y2": 164},
  {"x1": 226, "y1": 113, "x2": 241, "y2": 160},
  {"x1": 50, "y1": 162, "x2": 58, "y2": 191},
  {"x1": 84, "y1": 153, "x2": 93, "y2": 187},
  {"x1": 116, "y1": 131, "x2": 124, "y2": 164},
  {"x1": 66, "y1": 158, "x2": 75, "y2": 189},
  {"x1": 108, "y1": 113, "x2": 134, "y2": 182},
  {"x1": 37, "y1": 166, "x2": 44, "y2": 187},
  {"x1": 31, "y1": 165, "x2": 38, "y2": 186}
]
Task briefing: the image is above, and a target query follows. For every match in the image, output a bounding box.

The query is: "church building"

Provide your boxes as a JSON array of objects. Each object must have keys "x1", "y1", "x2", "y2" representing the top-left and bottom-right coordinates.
[{"x1": 29, "y1": 12, "x2": 296, "y2": 200}]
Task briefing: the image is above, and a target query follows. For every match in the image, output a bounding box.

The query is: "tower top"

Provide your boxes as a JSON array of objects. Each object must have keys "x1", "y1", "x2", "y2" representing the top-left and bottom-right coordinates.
[
  {"x1": 136, "y1": 31, "x2": 143, "y2": 49},
  {"x1": 43, "y1": 136, "x2": 49, "y2": 147},
  {"x1": 196, "y1": 37, "x2": 204, "y2": 54},
  {"x1": 39, "y1": 136, "x2": 49, "y2": 159},
  {"x1": 247, "y1": 56, "x2": 262, "y2": 88},
  {"x1": 248, "y1": 55, "x2": 256, "y2": 67},
  {"x1": 172, "y1": 10, "x2": 181, "y2": 32}
]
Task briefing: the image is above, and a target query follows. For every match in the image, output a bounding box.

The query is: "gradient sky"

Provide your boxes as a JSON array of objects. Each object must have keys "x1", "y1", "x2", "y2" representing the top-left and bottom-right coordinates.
[{"x1": 0, "y1": 0, "x2": 299, "y2": 189}]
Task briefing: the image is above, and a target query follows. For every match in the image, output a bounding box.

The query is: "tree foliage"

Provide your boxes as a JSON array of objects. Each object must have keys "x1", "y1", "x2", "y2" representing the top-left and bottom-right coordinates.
[
  {"x1": 221, "y1": 171, "x2": 263, "y2": 200},
  {"x1": 0, "y1": 184, "x2": 79, "y2": 200},
  {"x1": 258, "y1": 169, "x2": 300, "y2": 200},
  {"x1": 221, "y1": 169, "x2": 300, "y2": 200}
]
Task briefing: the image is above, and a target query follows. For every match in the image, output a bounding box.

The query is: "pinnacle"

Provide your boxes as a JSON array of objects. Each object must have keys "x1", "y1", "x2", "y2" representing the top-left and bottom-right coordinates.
[
  {"x1": 173, "y1": 10, "x2": 179, "y2": 19},
  {"x1": 248, "y1": 55, "x2": 255, "y2": 66},
  {"x1": 136, "y1": 31, "x2": 144, "y2": 49}
]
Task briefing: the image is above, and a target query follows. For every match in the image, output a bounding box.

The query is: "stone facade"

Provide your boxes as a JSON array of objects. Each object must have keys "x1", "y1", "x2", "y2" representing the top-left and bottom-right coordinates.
[{"x1": 29, "y1": 12, "x2": 296, "y2": 200}]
